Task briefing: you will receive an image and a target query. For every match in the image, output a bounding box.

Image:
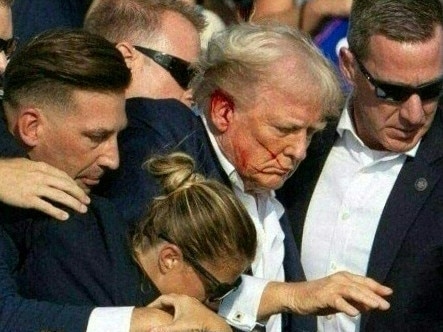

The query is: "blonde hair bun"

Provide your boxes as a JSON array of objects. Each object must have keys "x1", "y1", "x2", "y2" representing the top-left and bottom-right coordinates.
[{"x1": 144, "y1": 152, "x2": 204, "y2": 195}]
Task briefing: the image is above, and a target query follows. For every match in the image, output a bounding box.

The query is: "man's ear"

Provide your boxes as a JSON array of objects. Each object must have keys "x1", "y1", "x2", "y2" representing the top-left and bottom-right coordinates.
[
  {"x1": 158, "y1": 243, "x2": 184, "y2": 275},
  {"x1": 16, "y1": 108, "x2": 42, "y2": 147},
  {"x1": 116, "y1": 41, "x2": 139, "y2": 70},
  {"x1": 208, "y1": 90, "x2": 235, "y2": 133},
  {"x1": 339, "y1": 47, "x2": 357, "y2": 87}
]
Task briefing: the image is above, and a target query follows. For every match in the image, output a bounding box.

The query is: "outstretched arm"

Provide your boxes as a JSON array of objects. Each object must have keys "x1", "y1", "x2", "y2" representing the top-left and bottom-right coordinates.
[{"x1": 257, "y1": 271, "x2": 392, "y2": 320}]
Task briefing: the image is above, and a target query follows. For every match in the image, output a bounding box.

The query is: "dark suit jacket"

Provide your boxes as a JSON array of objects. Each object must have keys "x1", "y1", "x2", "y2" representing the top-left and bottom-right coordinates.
[
  {"x1": 278, "y1": 109, "x2": 443, "y2": 331},
  {"x1": 95, "y1": 97, "x2": 229, "y2": 226},
  {"x1": 0, "y1": 108, "x2": 94, "y2": 331},
  {"x1": 12, "y1": 0, "x2": 92, "y2": 46},
  {"x1": 0, "y1": 227, "x2": 94, "y2": 332},
  {"x1": 98, "y1": 97, "x2": 316, "y2": 332},
  {"x1": 17, "y1": 195, "x2": 159, "y2": 307}
]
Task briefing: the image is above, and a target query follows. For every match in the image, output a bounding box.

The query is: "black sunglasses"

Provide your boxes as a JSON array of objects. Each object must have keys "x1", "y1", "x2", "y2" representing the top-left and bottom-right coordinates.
[
  {"x1": 158, "y1": 233, "x2": 242, "y2": 302},
  {"x1": 0, "y1": 37, "x2": 18, "y2": 59},
  {"x1": 134, "y1": 45, "x2": 195, "y2": 90},
  {"x1": 354, "y1": 57, "x2": 443, "y2": 103}
]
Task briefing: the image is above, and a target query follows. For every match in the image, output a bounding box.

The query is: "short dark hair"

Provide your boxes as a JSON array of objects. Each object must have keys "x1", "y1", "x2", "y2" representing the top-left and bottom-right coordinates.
[
  {"x1": 3, "y1": 29, "x2": 131, "y2": 110},
  {"x1": 348, "y1": 0, "x2": 443, "y2": 60}
]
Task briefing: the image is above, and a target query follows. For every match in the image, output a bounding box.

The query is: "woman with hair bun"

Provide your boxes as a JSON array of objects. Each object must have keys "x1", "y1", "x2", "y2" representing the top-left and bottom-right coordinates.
[
  {"x1": 133, "y1": 152, "x2": 257, "y2": 304},
  {"x1": 18, "y1": 152, "x2": 257, "y2": 328}
]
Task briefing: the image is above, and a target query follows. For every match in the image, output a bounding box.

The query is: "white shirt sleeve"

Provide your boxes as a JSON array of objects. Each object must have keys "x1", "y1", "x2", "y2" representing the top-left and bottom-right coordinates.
[
  {"x1": 218, "y1": 275, "x2": 269, "y2": 331},
  {"x1": 86, "y1": 307, "x2": 134, "y2": 332}
]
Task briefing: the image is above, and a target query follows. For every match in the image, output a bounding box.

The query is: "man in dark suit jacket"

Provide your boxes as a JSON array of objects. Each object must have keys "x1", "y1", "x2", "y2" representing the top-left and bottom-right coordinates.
[
  {"x1": 278, "y1": 0, "x2": 443, "y2": 330},
  {"x1": 0, "y1": 27, "x2": 131, "y2": 332}
]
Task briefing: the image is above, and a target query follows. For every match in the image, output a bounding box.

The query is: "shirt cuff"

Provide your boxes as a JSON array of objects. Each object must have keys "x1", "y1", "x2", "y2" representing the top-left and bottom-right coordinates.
[
  {"x1": 86, "y1": 307, "x2": 134, "y2": 332},
  {"x1": 218, "y1": 275, "x2": 269, "y2": 331}
]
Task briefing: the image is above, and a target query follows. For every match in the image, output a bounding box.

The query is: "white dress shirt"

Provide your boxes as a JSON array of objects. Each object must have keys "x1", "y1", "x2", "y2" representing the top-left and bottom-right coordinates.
[
  {"x1": 202, "y1": 116, "x2": 286, "y2": 332},
  {"x1": 87, "y1": 307, "x2": 133, "y2": 332},
  {"x1": 301, "y1": 103, "x2": 419, "y2": 332}
]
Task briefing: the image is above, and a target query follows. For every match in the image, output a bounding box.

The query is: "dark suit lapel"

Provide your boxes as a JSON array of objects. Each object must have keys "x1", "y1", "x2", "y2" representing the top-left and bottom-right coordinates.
[
  {"x1": 362, "y1": 111, "x2": 443, "y2": 330},
  {"x1": 366, "y1": 157, "x2": 441, "y2": 283},
  {"x1": 367, "y1": 110, "x2": 443, "y2": 284},
  {"x1": 195, "y1": 116, "x2": 233, "y2": 187}
]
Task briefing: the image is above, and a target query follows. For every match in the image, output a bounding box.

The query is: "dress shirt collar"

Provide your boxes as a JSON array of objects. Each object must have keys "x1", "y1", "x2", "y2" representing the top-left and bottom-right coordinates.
[
  {"x1": 200, "y1": 115, "x2": 246, "y2": 192},
  {"x1": 337, "y1": 96, "x2": 420, "y2": 158}
]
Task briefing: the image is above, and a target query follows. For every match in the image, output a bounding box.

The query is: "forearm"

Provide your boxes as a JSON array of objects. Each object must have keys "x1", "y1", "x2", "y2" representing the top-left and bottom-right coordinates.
[
  {"x1": 256, "y1": 281, "x2": 295, "y2": 320},
  {"x1": 0, "y1": 294, "x2": 92, "y2": 332},
  {"x1": 299, "y1": 0, "x2": 325, "y2": 33},
  {"x1": 251, "y1": 0, "x2": 300, "y2": 27},
  {"x1": 130, "y1": 307, "x2": 172, "y2": 332},
  {"x1": 300, "y1": 0, "x2": 352, "y2": 34},
  {"x1": 257, "y1": 272, "x2": 392, "y2": 320}
]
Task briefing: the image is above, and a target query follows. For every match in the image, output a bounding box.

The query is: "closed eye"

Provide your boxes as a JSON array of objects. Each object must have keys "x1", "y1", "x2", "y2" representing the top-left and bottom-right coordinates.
[
  {"x1": 84, "y1": 130, "x2": 113, "y2": 144},
  {"x1": 276, "y1": 126, "x2": 299, "y2": 135}
]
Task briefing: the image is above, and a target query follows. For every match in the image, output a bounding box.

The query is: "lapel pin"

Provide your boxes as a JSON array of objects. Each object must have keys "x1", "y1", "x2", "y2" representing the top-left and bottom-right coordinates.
[{"x1": 414, "y1": 177, "x2": 428, "y2": 192}]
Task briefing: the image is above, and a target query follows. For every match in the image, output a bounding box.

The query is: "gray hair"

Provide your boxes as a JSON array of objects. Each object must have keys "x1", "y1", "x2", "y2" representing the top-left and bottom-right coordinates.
[{"x1": 192, "y1": 23, "x2": 343, "y2": 120}]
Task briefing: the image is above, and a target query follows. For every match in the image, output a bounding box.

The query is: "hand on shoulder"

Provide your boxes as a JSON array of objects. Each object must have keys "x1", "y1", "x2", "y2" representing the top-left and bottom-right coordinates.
[{"x1": 0, "y1": 158, "x2": 90, "y2": 220}]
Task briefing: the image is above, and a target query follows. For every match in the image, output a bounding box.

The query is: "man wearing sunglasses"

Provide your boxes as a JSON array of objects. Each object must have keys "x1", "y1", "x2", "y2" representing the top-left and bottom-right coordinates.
[
  {"x1": 84, "y1": 0, "x2": 206, "y2": 225},
  {"x1": 278, "y1": 0, "x2": 443, "y2": 331},
  {"x1": 85, "y1": 0, "x2": 203, "y2": 108}
]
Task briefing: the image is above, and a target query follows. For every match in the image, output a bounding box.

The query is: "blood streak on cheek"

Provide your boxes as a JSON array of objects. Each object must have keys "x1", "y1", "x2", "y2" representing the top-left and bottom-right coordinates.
[
  {"x1": 256, "y1": 138, "x2": 284, "y2": 169},
  {"x1": 239, "y1": 149, "x2": 249, "y2": 171}
]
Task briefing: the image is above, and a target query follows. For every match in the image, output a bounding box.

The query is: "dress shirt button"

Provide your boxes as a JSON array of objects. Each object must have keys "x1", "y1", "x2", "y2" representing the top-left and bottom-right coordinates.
[
  {"x1": 326, "y1": 315, "x2": 333, "y2": 320},
  {"x1": 233, "y1": 312, "x2": 244, "y2": 322},
  {"x1": 341, "y1": 212, "x2": 350, "y2": 220},
  {"x1": 330, "y1": 262, "x2": 337, "y2": 271}
]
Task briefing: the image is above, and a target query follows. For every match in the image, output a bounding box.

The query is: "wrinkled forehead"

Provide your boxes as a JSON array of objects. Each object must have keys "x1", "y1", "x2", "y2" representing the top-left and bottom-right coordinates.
[
  {"x1": 263, "y1": 74, "x2": 329, "y2": 117},
  {"x1": 249, "y1": 82, "x2": 325, "y2": 124},
  {"x1": 366, "y1": 30, "x2": 443, "y2": 84}
]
